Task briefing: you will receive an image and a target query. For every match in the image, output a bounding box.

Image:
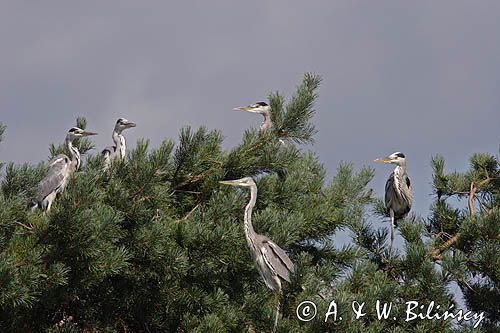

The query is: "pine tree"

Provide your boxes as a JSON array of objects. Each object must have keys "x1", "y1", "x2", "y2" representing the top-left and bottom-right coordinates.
[
  {"x1": 0, "y1": 75, "x2": 498, "y2": 332},
  {"x1": 428, "y1": 153, "x2": 499, "y2": 330}
]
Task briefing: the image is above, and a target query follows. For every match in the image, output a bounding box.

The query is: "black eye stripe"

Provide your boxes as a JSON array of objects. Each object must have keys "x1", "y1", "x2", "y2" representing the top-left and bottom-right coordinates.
[
  {"x1": 255, "y1": 102, "x2": 268, "y2": 107},
  {"x1": 396, "y1": 153, "x2": 405, "y2": 158}
]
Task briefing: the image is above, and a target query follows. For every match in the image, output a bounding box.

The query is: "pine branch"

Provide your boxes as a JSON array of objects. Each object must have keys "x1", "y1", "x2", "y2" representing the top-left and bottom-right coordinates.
[
  {"x1": 181, "y1": 204, "x2": 200, "y2": 221},
  {"x1": 173, "y1": 173, "x2": 205, "y2": 191},
  {"x1": 468, "y1": 182, "x2": 477, "y2": 217},
  {"x1": 270, "y1": 73, "x2": 321, "y2": 144},
  {"x1": 431, "y1": 182, "x2": 477, "y2": 261},
  {"x1": 15, "y1": 220, "x2": 33, "y2": 230}
]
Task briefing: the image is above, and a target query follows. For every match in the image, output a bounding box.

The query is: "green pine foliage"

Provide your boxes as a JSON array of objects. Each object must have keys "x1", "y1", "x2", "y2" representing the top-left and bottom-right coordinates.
[
  {"x1": 269, "y1": 73, "x2": 320, "y2": 144},
  {"x1": 428, "y1": 153, "x2": 499, "y2": 329},
  {"x1": 0, "y1": 75, "x2": 498, "y2": 332}
]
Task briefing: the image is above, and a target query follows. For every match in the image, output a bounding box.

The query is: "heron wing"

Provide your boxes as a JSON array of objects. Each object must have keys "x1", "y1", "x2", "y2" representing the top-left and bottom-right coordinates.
[
  {"x1": 384, "y1": 172, "x2": 395, "y2": 209},
  {"x1": 260, "y1": 237, "x2": 294, "y2": 283},
  {"x1": 404, "y1": 174, "x2": 413, "y2": 209},
  {"x1": 48, "y1": 154, "x2": 66, "y2": 166},
  {"x1": 38, "y1": 155, "x2": 70, "y2": 201},
  {"x1": 385, "y1": 172, "x2": 412, "y2": 220}
]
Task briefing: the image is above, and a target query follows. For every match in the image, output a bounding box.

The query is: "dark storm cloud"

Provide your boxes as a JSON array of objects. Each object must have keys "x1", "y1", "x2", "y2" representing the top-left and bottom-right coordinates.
[{"x1": 1, "y1": 0, "x2": 499, "y2": 219}]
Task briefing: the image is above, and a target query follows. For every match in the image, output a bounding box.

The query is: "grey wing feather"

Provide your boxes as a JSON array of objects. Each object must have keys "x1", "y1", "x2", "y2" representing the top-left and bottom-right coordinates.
[
  {"x1": 404, "y1": 175, "x2": 413, "y2": 210},
  {"x1": 261, "y1": 237, "x2": 294, "y2": 282},
  {"x1": 385, "y1": 172, "x2": 412, "y2": 220},
  {"x1": 48, "y1": 154, "x2": 67, "y2": 166},
  {"x1": 384, "y1": 172, "x2": 395, "y2": 209},
  {"x1": 38, "y1": 155, "x2": 70, "y2": 201}
]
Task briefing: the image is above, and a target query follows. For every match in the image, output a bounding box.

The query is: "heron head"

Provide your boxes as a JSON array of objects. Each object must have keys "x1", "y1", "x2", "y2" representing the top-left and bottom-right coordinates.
[
  {"x1": 375, "y1": 152, "x2": 406, "y2": 166},
  {"x1": 115, "y1": 118, "x2": 137, "y2": 132},
  {"x1": 233, "y1": 102, "x2": 270, "y2": 115},
  {"x1": 67, "y1": 127, "x2": 98, "y2": 140},
  {"x1": 219, "y1": 176, "x2": 256, "y2": 188}
]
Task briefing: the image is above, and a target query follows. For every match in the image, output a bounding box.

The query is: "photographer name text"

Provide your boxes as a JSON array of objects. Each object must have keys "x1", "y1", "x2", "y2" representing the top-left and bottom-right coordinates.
[{"x1": 296, "y1": 300, "x2": 484, "y2": 328}]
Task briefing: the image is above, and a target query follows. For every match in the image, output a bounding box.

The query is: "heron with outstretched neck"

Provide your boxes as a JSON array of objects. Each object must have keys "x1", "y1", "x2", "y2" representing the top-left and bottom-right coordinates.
[
  {"x1": 220, "y1": 176, "x2": 293, "y2": 332},
  {"x1": 234, "y1": 102, "x2": 272, "y2": 133},
  {"x1": 375, "y1": 152, "x2": 413, "y2": 245},
  {"x1": 34, "y1": 127, "x2": 97, "y2": 212},
  {"x1": 102, "y1": 118, "x2": 136, "y2": 169}
]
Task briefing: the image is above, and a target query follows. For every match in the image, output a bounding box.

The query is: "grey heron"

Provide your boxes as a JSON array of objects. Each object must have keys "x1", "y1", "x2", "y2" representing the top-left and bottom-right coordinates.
[
  {"x1": 102, "y1": 118, "x2": 136, "y2": 169},
  {"x1": 34, "y1": 127, "x2": 97, "y2": 212},
  {"x1": 220, "y1": 176, "x2": 293, "y2": 331},
  {"x1": 375, "y1": 152, "x2": 413, "y2": 245},
  {"x1": 234, "y1": 102, "x2": 272, "y2": 133}
]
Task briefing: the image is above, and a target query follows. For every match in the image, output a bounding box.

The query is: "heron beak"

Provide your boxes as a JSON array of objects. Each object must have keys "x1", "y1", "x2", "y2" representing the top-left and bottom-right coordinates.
[
  {"x1": 82, "y1": 131, "x2": 98, "y2": 136},
  {"x1": 126, "y1": 122, "x2": 137, "y2": 128},
  {"x1": 219, "y1": 180, "x2": 239, "y2": 186},
  {"x1": 374, "y1": 157, "x2": 392, "y2": 164},
  {"x1": 233, "y1": 106, "x2": 257, "y2": 113}
]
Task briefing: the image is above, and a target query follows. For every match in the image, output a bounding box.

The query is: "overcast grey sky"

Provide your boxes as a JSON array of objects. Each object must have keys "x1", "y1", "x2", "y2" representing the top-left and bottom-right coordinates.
[{"x1": 1, "y1": 1, "x2": 499, "y2": 222}]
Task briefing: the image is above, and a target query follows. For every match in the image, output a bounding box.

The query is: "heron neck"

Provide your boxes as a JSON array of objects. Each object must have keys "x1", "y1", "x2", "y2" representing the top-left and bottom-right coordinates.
[
  {"x1": 393, "y1": 165, "x2": 407, "y2": 186},
  {"x1": 260, "y1": 113, "x2": 272, "y2": 133},
  {"x1": 66, "y1": 138, "x2": 81, "y2": 170},
  {"x1": 112, "y1": 130, "x2": 126, "y2": 159},
  {"x1": 244, "y1": 184, "x2": 258, "y2": 241},
  {"x1": 394, "y1": 164, "x2": 406, "y2": 176}
]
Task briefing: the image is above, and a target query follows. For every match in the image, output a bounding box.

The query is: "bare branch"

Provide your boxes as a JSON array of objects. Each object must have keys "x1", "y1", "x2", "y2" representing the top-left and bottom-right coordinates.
[
  {"x1": 468, "y1": 182, "x2": 476, "y2": 219},
  {"x1": 173, "y1": 174, "x2": 204, "y2": 190},
  {"x1": 431, "y1": 181, "x2": 476, "y2": 261},
  {"x1": 15, "y1": 221, "x2": 33, "y2": 230},
  {"x1": 182, "y1": 204, "x2": 200, "y2": 221}
]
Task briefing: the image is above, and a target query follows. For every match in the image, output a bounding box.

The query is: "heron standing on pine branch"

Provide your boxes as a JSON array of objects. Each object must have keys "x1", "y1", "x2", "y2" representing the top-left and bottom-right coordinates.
[
  {"x1": 33, "y1": 127, "x2": 97, "y2": 212},
  {"x1": 220, "y1": 176, "x2": 294, "y2": 332},
  {"x1": 102, "y1": 118, "x2": 136, "y2": 170},
  {"x1": 375, "y1": 152, "x2": 413, "y2": 245}
]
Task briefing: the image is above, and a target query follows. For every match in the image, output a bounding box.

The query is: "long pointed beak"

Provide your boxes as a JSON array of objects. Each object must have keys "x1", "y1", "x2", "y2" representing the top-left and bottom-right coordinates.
[
  {"x1": 374, "y1": 157, "x2": 392, "y2": 164},
  {"x1": 82, "y1": 131, "x2": 98, "y2": 136},
  {"x1": 219, "y1": 180, "x2": 239, "y2": 186},
  {"x1": 127, "y1": 122, "x2": 137, "y2": 128},
  {"x1": 233, "y1": 106, "x2": 256, "y2": 112}
]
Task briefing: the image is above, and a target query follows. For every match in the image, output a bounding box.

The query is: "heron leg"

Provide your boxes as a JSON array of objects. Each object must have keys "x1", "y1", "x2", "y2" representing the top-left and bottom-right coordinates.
[
  {"x1": 43, "y1": 192, "x2": 57, "y2": 213},
  {"x1": 273, "y1": 294, "x2": 281, "y2": 333}
]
